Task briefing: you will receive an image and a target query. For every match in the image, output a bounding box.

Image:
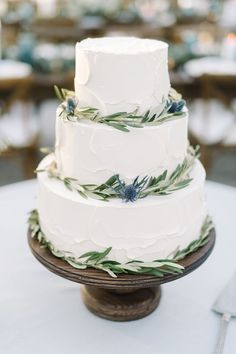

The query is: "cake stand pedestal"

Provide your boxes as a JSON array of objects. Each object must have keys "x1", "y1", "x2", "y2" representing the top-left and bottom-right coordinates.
[{"x1": 28, "y1": 228, "x2": 215, "y2": 322}]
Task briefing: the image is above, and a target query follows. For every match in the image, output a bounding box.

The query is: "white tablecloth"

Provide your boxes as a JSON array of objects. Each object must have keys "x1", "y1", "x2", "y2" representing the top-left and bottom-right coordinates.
[
  {"x1": 184, "y1": 57, "x2": 236, "y2": 77},
  {"x1": 0, "y1": 60, "x2": 32, "y2": 79},
  {"x1": 1, "y1": 180, "x2": 236, "y2": 354}
]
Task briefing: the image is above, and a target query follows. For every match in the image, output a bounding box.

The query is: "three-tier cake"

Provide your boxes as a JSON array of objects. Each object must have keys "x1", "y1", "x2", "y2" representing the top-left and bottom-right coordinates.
[{"x1": 33, "y1": 37, "x2": 212, "y2": 275}]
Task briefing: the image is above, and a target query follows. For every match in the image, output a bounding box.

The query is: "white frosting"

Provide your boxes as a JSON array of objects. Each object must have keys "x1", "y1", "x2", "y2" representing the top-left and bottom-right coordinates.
[
  {"x1": 55, "y1": 108, "x2": 188, "y2": 184},
  {"x1": 36, "y1": 37, "x2": 209, "y2": 266},
  {"x1": 75, "y1": 37, "x2": 170, "y2": 115},
  {"x1": 37, "y1": 154, "x2": 207, "y2": 264}
]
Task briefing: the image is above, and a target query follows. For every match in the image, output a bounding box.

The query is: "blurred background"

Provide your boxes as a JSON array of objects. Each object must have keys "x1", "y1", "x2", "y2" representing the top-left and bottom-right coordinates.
[{"x1": 0, "y1": 0, "x2": 236, "y2": 186}]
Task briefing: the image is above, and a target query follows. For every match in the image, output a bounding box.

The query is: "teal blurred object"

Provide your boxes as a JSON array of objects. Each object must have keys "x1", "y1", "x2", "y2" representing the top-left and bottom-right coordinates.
[
  {"x1": 32, "y1": 43, "x2": 75, "y2": 73},
  {"x1": 5, "y1": 37, "x2": 75, "y2": 74},
  {"x1": 18, "y1": 33, "x2": 36, "y2": 64},
  {"x1": 169, "y1": 43, "x2": 197, "y2": 69}
]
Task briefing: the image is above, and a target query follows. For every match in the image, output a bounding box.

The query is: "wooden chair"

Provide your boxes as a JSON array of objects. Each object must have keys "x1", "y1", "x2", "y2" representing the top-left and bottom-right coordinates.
[
  {"x1": 190, "y1": 74, "x2": 236, "y2": 171},
  {"x1": 0, "y1": 73, "x2": 39, "y2": 179}
]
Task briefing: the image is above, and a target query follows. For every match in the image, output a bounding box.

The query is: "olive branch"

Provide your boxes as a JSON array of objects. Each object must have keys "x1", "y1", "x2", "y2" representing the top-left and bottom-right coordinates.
[
  {"x1": 28, "y1": 210, "x2": 213, "y2": 278},
  {"x1": 54, "y1": 85, "x2": 186, "y2": 132},
  {"x1": 36, "y1": 145, "x2": 199, "y2": 202}
]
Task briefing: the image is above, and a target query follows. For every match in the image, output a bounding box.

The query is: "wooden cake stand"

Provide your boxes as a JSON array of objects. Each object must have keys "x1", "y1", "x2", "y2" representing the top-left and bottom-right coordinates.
[{"x1": 28, "y1": 228, "x2": 215, "y2": 322}]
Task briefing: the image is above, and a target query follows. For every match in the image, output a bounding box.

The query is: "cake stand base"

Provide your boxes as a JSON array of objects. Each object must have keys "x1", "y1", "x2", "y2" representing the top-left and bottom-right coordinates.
[
  {"x1": 81, "y1": 285, "x2": 161, "y2": 321},
  {"x1": 28, "y1": 228, "x2": 215, "y2": 322}
]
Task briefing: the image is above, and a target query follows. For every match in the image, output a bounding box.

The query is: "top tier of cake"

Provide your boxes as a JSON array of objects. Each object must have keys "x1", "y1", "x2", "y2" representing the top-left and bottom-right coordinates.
[{"x1": 74, "y1": 37, "x2": 170, "y2": 115}]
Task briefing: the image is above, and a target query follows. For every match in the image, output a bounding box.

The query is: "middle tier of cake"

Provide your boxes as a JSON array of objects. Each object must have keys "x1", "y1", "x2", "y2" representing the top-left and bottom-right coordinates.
[
  {"x1": 55, "y1": 108, "x2": 188, "y2": 184},
  {"x1": 37, "y1": 154, "x2": 207, "y2": 264}
]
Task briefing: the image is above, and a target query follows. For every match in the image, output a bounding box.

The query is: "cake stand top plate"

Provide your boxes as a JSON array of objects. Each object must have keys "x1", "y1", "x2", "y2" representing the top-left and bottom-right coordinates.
[{"x1": 28, "y1": 228, "x2": 215, "y2": 290}]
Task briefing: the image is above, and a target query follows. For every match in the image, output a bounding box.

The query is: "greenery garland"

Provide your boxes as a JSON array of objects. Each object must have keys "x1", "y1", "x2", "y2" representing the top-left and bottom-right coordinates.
[
  {"x1": 54, "y1": 85, "x2": 186, "y2": 132},
  {"x1": 37, "y1": 145, "x2": 199, "y2": 202},
  {"x1": 28, "y1": 209, "x2": 213, "y2": 278}
]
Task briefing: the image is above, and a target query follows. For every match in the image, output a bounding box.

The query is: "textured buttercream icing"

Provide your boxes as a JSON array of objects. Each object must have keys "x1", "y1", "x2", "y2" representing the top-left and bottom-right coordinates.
[
  {"x1": 55, "y1": 107, "x2": 188, "y2": 184},
  {"x1": 75, "y1": 37, "x2": 170, "y2": 115},
  {"x1": 38, "y1": 155, "x2": 207, "y2": 264},
  {"x1": 36, "y1": 36, "x2": 209, "y2": 265}
]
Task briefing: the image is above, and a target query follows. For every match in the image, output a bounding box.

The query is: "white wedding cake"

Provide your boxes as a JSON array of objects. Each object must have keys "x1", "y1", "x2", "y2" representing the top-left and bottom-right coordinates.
[{"x1": 35, "y1": 37, "x2": 211, "y2": 271}]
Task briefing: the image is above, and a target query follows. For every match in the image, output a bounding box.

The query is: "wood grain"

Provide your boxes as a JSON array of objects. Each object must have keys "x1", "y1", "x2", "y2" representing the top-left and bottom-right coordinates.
[{"x1": 81, "y1": 285, "x2": 161, "y2": 321}]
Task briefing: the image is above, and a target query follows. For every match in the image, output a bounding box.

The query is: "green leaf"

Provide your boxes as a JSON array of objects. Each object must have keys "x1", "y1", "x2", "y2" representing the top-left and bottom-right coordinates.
[
  {"x1": 105, "y1": 122, "x2": 130, "y2": 132},
  {"x1": 159, "y1": 261, "x2": 184, "y2": 269},
  {"x1": 130, "y1": 261, "x2": 164, "y2": 268},
  {"x1": 79, "y1": 250, "x2": 99, "y2": 259},
  {"x1": 147, "y1": 269, "x2": 165, "y2": 276},
  {"x1": 103, "y1": 174, "x2": 119, "y2": 186},
  {"x1": 101, "y1": 260, "x2": 120, "y2": 265},
  {"x1": 97, "y1": 266, "x2": 117, "y2": 278},
  {"x1": 50, "y1": 248, "x2": 65, "y2": 258},
  {"x1": 103, "y1": 111, "x2": 128, "y2": 119},
  {"x1": 78, "y1": 190, "x2": 88, "y2": 199},
  {"x1": 121, "y1": 264, "x2": 141, "y2": 272},
  {"x1": 67, "y1": 259, "x2": 87, "y2": 269},
  {"x1": 54, "y1": 85, "x2": 65, "y2": 101},
  {"x1": 95, "y1": 247, "x2": 112, "y2": 263},
  {"x1": 125, "y1": 122, "x2": 143, "y2": 128}
]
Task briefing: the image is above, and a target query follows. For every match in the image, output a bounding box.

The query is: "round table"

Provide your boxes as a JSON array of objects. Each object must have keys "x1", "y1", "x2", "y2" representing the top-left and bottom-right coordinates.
[{"x1": 1, "y1": 180, "x2": 236, "y2": 354}]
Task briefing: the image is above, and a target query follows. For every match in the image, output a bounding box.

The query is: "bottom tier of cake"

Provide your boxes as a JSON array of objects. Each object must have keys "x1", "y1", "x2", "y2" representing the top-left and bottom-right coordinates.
[{"x1": 37, "y1": 155, "x2": 207, "y2": 263}]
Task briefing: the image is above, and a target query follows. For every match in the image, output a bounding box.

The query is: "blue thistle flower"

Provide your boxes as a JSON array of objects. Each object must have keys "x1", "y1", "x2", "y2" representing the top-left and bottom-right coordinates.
[
  {"x1": 110, "y1": 175, "x2": 148, "y2": 202},
  {"x1": 122, "y1": 184, "x2": 139, "y2": 202},
  {"x1": 168, "y1": 100, "x2": 185, "y2": 114},
  {"x1": 66, "y1": 97, "x2": 77, "y2": 115}
]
